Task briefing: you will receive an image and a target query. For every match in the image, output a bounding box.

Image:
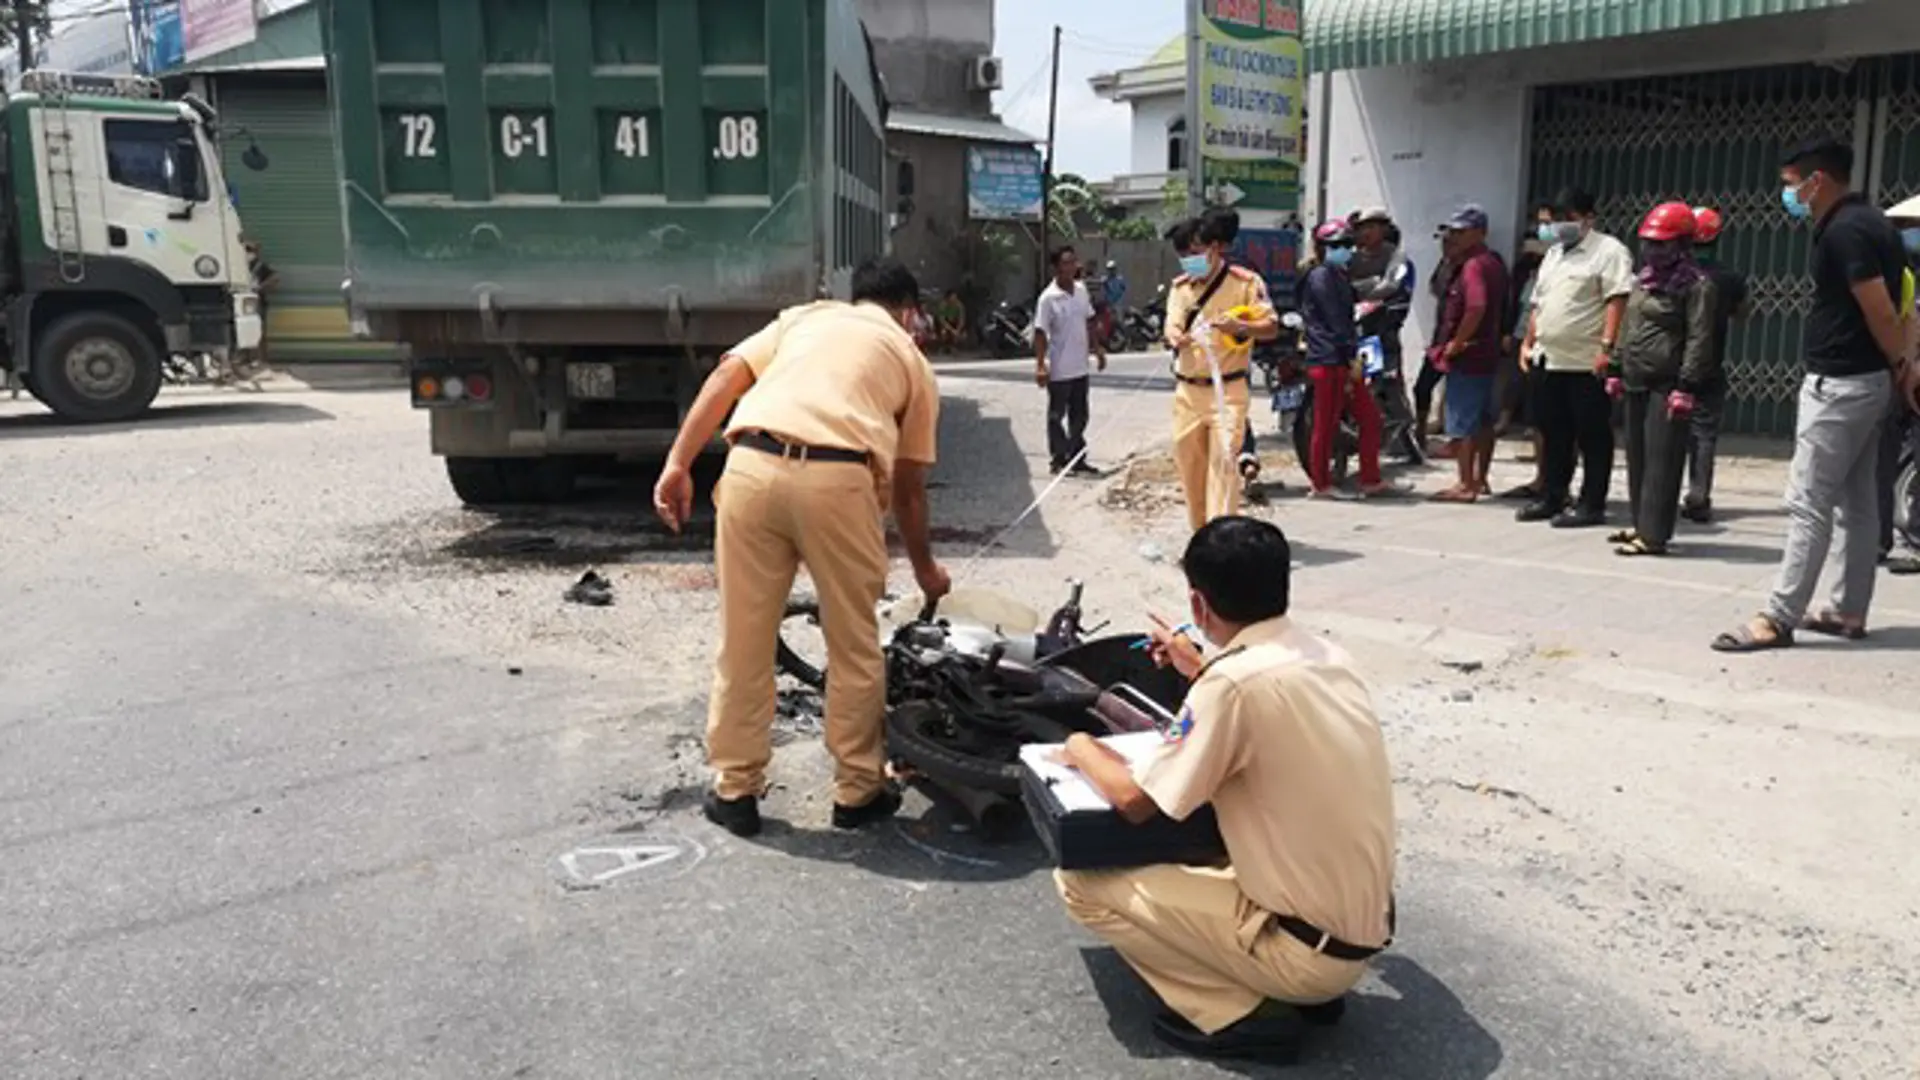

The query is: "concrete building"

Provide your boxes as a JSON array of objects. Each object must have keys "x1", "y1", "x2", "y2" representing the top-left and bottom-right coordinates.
[
  {"x1": 2, "y1": 4, "x2": 136, "y2": 88},
  {"x1": 857, "y1": 0, "x2": 1040, "y2": 298},
  {"x1": 1090, "y1": 0, "x2": 1920, "y2": 435}
]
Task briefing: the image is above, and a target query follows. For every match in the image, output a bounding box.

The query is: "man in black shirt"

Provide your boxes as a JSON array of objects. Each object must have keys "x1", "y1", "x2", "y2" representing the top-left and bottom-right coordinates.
[
  {"x1": 1715, "y1": 137, "x2": 1911, "y2": 652},
  {"x1": 1680, "y1": 207, "x2": 1750, "y2": 524}
]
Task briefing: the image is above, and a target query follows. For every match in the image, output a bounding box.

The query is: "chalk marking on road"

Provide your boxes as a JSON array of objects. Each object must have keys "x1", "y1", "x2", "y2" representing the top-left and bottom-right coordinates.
[
  {"x1": 1568, "y1": 663, "x2": 1919, "y2": 740},
  {"x1": 891, "y1": 824, "x2": 1002, "y2": 869},
  {"x1": 554, "y1": 834, "x2": 707, "y2": 890}
]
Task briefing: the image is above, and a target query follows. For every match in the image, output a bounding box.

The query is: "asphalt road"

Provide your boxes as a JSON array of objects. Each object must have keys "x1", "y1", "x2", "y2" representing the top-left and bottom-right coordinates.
[{"x1": 1, "y1": 361, "x2": 1913, "y2": 1079}]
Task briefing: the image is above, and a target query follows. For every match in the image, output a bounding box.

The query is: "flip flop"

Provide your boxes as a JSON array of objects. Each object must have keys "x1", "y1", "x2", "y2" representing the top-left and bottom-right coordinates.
[
  {"x1": 1429, "y1": 488, "x2": 1478, "y2": 504},
  {"x1": 1615, "y1": 537, "x2": 1667, "y2": 557},
  {"x1": 1799, "y1": 613, "x2": 1869, "y2": 640},
  {"x1": 1607, "y1": 528, "x2": 1639, "y2": 545},
  {"x1": 1711, "y1": 617, "x2": 1794, "y2": 653}
]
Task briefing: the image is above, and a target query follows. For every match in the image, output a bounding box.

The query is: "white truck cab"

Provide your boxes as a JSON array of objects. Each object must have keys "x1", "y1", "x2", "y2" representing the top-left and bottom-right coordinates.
[{"x1": 2, "y1": 69, "x2": 267, "y2": 422}]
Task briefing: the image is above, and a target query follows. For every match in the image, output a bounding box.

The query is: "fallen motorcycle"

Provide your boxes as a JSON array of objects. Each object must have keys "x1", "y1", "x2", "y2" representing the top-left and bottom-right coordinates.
[{"x1": 777, "y1": 581, "x2": 1189, "y2": 839}]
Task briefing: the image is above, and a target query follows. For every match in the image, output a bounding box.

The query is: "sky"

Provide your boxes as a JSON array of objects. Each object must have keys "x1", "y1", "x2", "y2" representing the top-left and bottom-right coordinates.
[{"x1": 992, "y1": 0, "x2": 1184, "y2": 182}]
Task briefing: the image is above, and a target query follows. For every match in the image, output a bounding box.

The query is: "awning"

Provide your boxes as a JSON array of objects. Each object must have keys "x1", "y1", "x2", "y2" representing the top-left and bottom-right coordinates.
[
  {"x1": 1306, "y1": 0, "x2": 1871, "y2": 73},
  {"x1": 885, "y1": 108, "x2": 1039, "y2": 146},
  {"x1": 177, "y1": 56, "x2": 324, "y2": 76}
]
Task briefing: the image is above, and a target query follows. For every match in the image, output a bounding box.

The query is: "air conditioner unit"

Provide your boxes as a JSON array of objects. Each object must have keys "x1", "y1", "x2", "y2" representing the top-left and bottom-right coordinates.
[{"x1": 968, "y1": 56, "x2": 1004, "y2": 92}]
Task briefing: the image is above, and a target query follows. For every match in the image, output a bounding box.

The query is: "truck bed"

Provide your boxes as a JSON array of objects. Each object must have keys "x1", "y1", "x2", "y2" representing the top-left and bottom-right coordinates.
[{"x1": 325, "y1": 0, "x2": 885, "y2": 321}]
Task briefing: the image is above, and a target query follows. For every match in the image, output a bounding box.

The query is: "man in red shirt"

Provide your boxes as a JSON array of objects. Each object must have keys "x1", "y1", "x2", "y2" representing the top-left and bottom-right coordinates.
[{"x1": 1428, "y1": 206, "x2": 1510, "y2": 502}]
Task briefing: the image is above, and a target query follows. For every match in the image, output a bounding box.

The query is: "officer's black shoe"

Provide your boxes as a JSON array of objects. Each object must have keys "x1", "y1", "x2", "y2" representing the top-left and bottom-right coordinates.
[
  {"x1": 831, "y1": 787, "x2": 902, "y2": 830},
  {"x1": 1150, "y1": 1002, "x2": 1305, "y2": 1063},
  {"x1": 1297, "y1": 995, "x2": 1347, "y2": 1027},
  {"x1": 703, "y1": 791, "x2": 762, "y2": 838},
  {"x1": 1515, "y1": 500, "x2": 1566, "y2": 523},
  {"x1": 1681, "y1": 499, "x2": 1714, "y2": 524},
  {"x1": 1552, "y1": 505, "x2": 1607, "y2": 529},
  {"x1": 1070, "y1": 459, "x2": 1101, "y2": 477}
]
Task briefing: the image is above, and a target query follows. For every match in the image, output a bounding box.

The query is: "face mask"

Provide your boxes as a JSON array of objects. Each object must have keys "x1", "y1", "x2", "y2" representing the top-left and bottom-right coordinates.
[
  {"x1": 1551, "y1": 222, "x2": 1583, "y2": 247},
  {"x1": 1782, "y1": 181, "x2": 1812, "y2": 220},
  {"x1": 1643, "y1": 242, "x2": 1684, "y2": 269},
  {"x1": 1325, "y1": 247, "x2": 1354, "y2": 268},
  {"x1": 1902, "y1": 228, "x2": 1920, "y2": 254},
  {"x1": 1536, "y1": 223, "x2": 1558, "y2": 246},
  {"x1": 1179, "y1": 254, "x2": 1210, "y2": 278}
]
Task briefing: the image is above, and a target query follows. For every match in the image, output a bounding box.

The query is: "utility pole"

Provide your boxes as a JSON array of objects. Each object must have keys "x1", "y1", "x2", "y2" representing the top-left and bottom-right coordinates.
[
  {"x1": 12, "y1": 0, "x2": 34, "y2": 78},
  {"x1": 1038, "y1": 23, "x2": 1061, "y2": 295},
  {"x1": 1185, "y1": 0, "x2": 1204, "y2": 215}
]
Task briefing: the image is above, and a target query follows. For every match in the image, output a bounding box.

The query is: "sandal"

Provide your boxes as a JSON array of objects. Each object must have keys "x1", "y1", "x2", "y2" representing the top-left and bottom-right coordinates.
[
  {"x1": 1711, "y1": 616, "x2": 1794, "y2": 653},
  {"x1": 1615, "y1": 537, "x2": 1666, "y2": 557},
  {"x1": 1799, "y1": 612, "x2": 1868, "y2": 640},
  {"x1": 1607, "y1": 528, "x2": 1639, "y2": 544}
]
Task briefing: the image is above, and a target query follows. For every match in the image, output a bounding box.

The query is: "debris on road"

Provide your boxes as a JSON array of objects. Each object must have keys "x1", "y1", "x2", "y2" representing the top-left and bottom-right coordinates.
[{"x1": 565, "y1": 569, "x2": 615, "y2": 607}]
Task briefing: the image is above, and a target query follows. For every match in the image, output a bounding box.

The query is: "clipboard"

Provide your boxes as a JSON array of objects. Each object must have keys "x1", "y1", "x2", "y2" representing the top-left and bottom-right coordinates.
[{"x1": 1018, "y1": 728, "x2": 1227, "y2": 871}]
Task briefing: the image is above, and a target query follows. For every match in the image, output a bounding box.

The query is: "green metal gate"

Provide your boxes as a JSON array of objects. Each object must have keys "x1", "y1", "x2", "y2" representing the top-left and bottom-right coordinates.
[{"x1": 1530, "y1": 56, "x2": 1919, "y2": 436}]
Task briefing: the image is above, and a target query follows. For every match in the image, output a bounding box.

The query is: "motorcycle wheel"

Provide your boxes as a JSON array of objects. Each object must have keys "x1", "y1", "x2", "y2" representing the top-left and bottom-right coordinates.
[
  {"x1": 776, "y1": 599, "x2": 827, "y2": 691},
  {"x1": 1896, "y1": 453, "x2": 1917, "y2": 540},
  {"x1": 886, "y1": 699, "x2": 1076, "y2": 796}
]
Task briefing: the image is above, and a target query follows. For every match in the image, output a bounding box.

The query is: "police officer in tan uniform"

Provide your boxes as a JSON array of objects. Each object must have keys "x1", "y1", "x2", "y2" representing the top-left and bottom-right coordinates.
[
  {"x1": 1050, "y1": 516, "x2": 1396, "y2": 1062},
  {"x1": 653, "y1": 258, "x2": 953, "y2": 838},
  {"x1": 1165, "y1": 209, "x2": 1279, "y2": 531}
]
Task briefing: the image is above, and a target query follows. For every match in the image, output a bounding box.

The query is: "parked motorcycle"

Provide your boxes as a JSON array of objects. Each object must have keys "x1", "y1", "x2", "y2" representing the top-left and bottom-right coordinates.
[
  {"x1": 979, "y1": 300, "x2": 1033, "y2": 359},
  {"x1": 1118, "y1": 285, "x2": 1169, "y2": 352}
]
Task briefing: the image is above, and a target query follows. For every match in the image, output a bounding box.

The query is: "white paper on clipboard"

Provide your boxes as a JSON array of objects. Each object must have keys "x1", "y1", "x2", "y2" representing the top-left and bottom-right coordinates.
[{"x1": 1018, "y1": 731, "x2": 1174, "y2": 813}]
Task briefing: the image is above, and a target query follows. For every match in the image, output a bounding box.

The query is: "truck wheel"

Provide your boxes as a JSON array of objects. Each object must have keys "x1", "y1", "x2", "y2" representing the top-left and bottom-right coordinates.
[
  {"x1": 29, "y1": 311, "x2": 163, "y2": 423},
  {"x1": 444, "y1": 457, "x2": 578, "y2": 507},
  {"x1": 445, "y1": 458, "x2": 515, "y2": 507}
]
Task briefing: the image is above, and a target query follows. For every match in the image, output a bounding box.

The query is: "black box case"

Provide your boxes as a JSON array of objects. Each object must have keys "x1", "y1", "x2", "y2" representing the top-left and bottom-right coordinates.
[{"x1": 1019, "y1": 761, "x2": 1228, "y2": 871}]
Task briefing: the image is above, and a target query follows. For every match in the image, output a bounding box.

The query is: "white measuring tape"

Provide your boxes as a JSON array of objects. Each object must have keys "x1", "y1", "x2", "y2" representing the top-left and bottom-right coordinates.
[{"x1": 947, "y1": 317, "x2": 1252, "y2": 589}]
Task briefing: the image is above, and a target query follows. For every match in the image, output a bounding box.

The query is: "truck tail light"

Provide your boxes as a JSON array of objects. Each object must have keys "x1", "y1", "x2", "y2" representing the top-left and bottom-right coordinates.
[
  {"x1": 416, "y1": 375, "x2": 440, "y2": 400},
  {"x1": 464, "y1": 373, "x2": 493, "y2": 402}
]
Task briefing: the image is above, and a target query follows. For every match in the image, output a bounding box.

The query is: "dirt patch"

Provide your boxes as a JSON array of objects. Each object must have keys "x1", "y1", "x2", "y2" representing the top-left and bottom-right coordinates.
[{"x1": 1102, "y1": 446, "x2": 1302, "y2": 515}]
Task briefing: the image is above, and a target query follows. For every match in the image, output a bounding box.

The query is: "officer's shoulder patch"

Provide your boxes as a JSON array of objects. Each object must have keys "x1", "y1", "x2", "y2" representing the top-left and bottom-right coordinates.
[
  {"x1": 1228, "y1": 265, "x2": 1258, "y2": 279},
  {"x1": 1163, "y1": 702, "x2": 1197, "y2": 743},
  {"x1": 1172, "y1": 273, "x2": 1192, "y2": 286}
]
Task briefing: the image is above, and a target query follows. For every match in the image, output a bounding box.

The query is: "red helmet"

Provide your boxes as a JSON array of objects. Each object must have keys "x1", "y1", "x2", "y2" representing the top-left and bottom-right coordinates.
[
  {"x1": 1639, "y1": 202, "x2": 1696, "y2": 242},
  {"x1": 1314, "y1": 219, "x2": 1354, "y2": 245},
  {"x1": 1692, "y1": 206, "x2": 1724, "y2": 244}
]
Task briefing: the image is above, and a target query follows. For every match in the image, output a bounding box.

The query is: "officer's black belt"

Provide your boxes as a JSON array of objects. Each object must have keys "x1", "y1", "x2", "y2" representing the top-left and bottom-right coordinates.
[
  {"x1": 737, "y1": 430, "x2": 870, "y2": 465},
  {"x1": 1269, "y1": 897, "x2": 1395, "y2": 963},
  {"x1": 1173, "y1": 369, "x2": 1250, "y2": 387}
]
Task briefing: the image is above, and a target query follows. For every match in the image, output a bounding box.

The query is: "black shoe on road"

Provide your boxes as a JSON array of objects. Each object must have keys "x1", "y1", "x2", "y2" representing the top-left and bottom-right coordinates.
[
  {"x1": 1070, "y1": 459, "x2": 1101, "y2": 477},
  {"x1": 831, "y1": 787, "x2": 902, "y2": 830},
  {"x1": 703, "y1": 790, "x2": 763, "y2": 838},
  {"x1": 1553, "y1": 506, "x2": 1607, "y2": 529},
  {"x1": 1297, "y1": 996, "x2": 1347, "y2": 1027},
  {"x1": 1151, "y1": 1003, "x2": 1305, "y2": 1063},
  {"x1": 1681, "y1": 500, "x2": 1714, "y2": 524},
  {"x1": 1515, "y1": 500, "x2": 1566, "y2": 523}
]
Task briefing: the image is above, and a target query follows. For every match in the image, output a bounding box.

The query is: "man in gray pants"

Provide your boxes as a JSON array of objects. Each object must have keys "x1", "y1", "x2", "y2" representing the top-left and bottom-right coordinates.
[{"x1": 1714, "y1": 137, "x2": 1912, "y2": 652}]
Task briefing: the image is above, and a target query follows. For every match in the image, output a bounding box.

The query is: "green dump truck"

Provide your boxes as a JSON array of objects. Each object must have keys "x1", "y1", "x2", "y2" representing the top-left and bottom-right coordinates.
[{"x1": 324, "y1": 0, "x2": 890, "y2": 505}]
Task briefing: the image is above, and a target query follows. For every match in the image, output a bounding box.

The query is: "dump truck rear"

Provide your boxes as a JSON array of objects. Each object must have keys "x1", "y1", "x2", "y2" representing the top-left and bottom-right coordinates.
[{"x1": 323, "y1": 0, "x2": 889, "y2": 504}]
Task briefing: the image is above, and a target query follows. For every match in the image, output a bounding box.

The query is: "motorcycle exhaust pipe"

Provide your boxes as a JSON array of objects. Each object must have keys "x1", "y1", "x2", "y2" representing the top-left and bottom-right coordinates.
[{"x1": 915, "y1": 775, "x2": 1026, "y2": 844}]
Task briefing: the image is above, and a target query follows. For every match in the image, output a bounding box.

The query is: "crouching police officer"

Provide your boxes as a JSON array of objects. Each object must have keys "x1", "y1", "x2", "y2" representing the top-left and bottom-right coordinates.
[
  {"x1": 653, "y1": 257, "x2": 953, "y2": 838},
  {"x1": 1050, "y1": 516, "x2": 1396, "y2": 1062}
]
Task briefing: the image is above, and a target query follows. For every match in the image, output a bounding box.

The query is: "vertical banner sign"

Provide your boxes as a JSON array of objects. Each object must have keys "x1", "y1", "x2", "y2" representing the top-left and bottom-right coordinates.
[
  {"x1": 181, "y1": 0, "x2": 258, "y2": 63},
  {"x1": 1196, "y1": 0, "x2": 1305, "y2": 212}
]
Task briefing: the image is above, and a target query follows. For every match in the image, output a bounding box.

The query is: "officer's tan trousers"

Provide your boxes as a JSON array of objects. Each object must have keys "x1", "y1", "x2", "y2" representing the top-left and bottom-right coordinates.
[
  {"x1": 1172, "y1": 379, "x2": 1252, "y2": 532},
  {"x1": 707, "y1": 446, "x2": 889, "y2": 806},
  {"x1": 1056, "y1": 864, "x2": 1364, "y2": 1035}
]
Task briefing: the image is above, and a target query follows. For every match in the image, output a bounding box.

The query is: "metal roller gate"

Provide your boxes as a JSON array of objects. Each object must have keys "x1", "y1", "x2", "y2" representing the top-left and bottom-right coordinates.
[{"x1": 1530, "y1": 54, "x2": 1920, "y2": 436}]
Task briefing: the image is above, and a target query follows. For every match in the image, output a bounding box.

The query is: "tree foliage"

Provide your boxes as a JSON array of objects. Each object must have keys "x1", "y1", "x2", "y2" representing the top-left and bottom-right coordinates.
[{"x1": 0, "y1": 1, "x2": 53, "y2": 58}]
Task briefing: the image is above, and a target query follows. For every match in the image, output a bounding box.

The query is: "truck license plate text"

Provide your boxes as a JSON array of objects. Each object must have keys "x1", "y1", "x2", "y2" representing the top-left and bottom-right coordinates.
[{"x1": 567, "y1": 363, "x2": 616, "y2": 400}]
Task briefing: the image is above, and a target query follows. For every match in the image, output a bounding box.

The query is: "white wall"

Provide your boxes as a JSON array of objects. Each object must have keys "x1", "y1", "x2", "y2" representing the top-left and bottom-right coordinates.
[{"x1": 1127, "y1": 94, "x2": 1181, "y2": 177}]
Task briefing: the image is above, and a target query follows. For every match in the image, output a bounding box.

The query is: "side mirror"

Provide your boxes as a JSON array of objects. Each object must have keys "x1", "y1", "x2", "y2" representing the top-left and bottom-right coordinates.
[{"x1": 242, "y1": 144, "x2": 269, "y2": 171}]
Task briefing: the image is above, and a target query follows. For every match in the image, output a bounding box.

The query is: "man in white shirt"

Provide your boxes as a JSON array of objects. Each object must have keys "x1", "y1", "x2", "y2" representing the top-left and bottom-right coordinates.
[
  {"x1": 1516, "y1": 186, "x2": 1636, "y2": 529},
  {"x1": 1035, "y1": 245, "x2": 1107, "y2": 475}
]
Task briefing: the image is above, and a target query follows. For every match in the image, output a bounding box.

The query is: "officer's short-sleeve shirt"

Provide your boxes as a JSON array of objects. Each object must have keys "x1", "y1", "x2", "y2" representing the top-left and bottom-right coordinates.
[
  {"x1": 724, "y1": 301, "x2": 941, "y2": 504},
  {"x1": 1166, "y1": 267, "x2": 1272, "y2": 379},
  {"x1": 1133, "y1": 617, "x2": 1397, "y2": 948}
]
